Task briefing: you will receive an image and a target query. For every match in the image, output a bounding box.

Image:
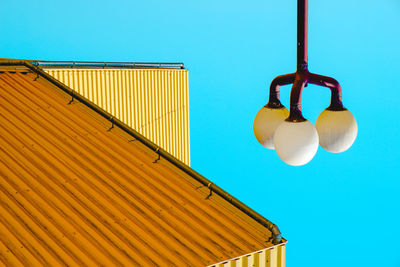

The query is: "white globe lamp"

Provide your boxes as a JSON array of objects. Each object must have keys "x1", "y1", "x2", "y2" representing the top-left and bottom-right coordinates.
[{"x1": 273, "y1": 120, "x2": 319, "y2": 166}]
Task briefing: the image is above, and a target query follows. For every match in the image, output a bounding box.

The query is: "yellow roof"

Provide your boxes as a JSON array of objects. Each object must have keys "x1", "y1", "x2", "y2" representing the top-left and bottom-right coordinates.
[{"x1": 0, "y1": 60, "x2": 283, "y2": 266}]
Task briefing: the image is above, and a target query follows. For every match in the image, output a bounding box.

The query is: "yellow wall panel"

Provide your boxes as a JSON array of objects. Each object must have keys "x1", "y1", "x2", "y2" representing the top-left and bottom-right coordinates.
[
  {"x1": 45, "y1": 68, "x2": 190, "y2": 165},
  {"x1": 208, "y1": 244, "x2": 286, "y2": 267}
]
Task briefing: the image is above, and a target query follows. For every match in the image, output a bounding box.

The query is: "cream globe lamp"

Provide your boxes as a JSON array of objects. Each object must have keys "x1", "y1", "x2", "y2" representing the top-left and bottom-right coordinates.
[
  {"x1": 253, "y1": 74, "x2": 295, "y2": 149},
  {"x1": 316, "y1": 109, "x2": 357, "y2": 153},
  {"x1": 253, "y1": 106, "x2": 289, "y2": 149}
]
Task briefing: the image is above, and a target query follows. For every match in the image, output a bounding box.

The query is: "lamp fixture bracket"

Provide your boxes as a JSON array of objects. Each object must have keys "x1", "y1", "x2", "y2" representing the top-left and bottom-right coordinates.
[{"x1": 266, "y1": 0, "x2": 345, "y2": 121}]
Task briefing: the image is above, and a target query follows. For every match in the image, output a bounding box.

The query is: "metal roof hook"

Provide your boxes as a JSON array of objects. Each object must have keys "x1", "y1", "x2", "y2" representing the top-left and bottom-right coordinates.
[
  {"x1": 153, "y1": 147, "x2": 161, "y2": 163},
  {"x1": 107, "y1": 117, "x2": 114, "y2": 131},
  {"x1": 205, "y1": 183, "x2": 213, "y2": 199}
]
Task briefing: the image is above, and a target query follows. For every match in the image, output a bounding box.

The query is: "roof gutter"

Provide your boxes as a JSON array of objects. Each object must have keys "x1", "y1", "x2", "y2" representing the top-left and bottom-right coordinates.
[{"x1": 0, "y1": 59, "x2": 282, "y2": 245}]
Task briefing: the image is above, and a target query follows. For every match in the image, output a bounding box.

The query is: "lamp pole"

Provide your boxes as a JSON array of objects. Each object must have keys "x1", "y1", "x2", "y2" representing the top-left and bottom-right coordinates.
[{"x1": 297, "y1": 0, "x2": 308, "y2": 72}]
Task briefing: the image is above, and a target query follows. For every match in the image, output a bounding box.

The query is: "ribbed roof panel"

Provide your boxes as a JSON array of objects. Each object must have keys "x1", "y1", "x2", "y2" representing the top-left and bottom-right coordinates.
[{"x1": 0, "y1": 70, "x2": 274, "y2": 266}]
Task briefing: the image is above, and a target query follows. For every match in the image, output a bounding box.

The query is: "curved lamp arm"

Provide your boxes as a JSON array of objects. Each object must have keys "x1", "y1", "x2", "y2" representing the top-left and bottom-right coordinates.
[
  {"x1": 287, "y1": 75, "x2": 308, "y2": 122},
  {"x1": 267, "y1": 73, "x2": 296, "y2": 108},
  {"x1": 308, "y1": 73, "x2": 345, "y2": 111}
]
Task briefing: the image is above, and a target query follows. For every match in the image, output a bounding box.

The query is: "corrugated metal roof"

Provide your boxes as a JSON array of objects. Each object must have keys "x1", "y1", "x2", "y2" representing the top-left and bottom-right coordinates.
[{"x1": 0, "y1": 63, "x2": 284, "y2": 266}]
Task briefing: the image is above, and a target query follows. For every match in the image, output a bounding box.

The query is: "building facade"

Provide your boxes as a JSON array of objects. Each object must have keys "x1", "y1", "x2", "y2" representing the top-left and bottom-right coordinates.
[{"x1": 0, "y1": 59, "x2": 286, "y2": 266}]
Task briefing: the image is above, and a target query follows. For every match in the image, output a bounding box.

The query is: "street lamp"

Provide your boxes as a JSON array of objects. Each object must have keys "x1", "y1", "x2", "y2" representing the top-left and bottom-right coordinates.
[{"x1": 253, "y1": 0, "x2": 357, "y2": 166}]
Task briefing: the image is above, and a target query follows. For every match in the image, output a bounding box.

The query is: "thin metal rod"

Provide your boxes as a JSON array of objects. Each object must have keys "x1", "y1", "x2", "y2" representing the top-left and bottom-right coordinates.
[
  {"x1": 29, "y1": 60, "x2": 185, "y2": 69},
  {"x1": 297, "y1": 0, "x2": 308, "y2": 71}
]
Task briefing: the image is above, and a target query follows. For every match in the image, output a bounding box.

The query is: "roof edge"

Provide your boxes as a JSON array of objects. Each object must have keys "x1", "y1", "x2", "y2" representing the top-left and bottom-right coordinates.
[
  {"x1": 0, "y1": 59, "x2": 282, "y2": 245},
  {"x1": 30, "y1": 60, "x2": 185, "y2": 69}
]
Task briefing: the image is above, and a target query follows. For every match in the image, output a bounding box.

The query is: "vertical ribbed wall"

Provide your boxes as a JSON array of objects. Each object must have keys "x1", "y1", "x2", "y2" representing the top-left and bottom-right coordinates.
[
  {"x1": 208, "y1": 245, "x2": 286, "y2": 267},
  {"x1": 45, "y1": 68, "x2": 190, "y2": 165}
]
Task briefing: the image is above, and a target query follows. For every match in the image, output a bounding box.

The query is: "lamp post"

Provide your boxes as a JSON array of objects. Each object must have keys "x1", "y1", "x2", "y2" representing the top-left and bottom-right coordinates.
[{"x1": 253, "y1": 0, "x2": 357, "y2": 166}]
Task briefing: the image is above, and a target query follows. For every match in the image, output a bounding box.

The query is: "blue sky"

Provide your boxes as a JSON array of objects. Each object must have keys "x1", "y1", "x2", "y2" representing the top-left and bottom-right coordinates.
[{"x1": 1, "y1": 0, "x2": 399, "y2": 266}]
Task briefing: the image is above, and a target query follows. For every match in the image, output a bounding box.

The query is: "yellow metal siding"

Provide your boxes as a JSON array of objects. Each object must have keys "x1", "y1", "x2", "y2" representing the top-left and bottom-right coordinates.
[
  {"x1": 208, "y1": 244, "x2": 286, "y2": 267},
  {"x1": 45, "y1": 68, "x2": 190, "y2": 165}
]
